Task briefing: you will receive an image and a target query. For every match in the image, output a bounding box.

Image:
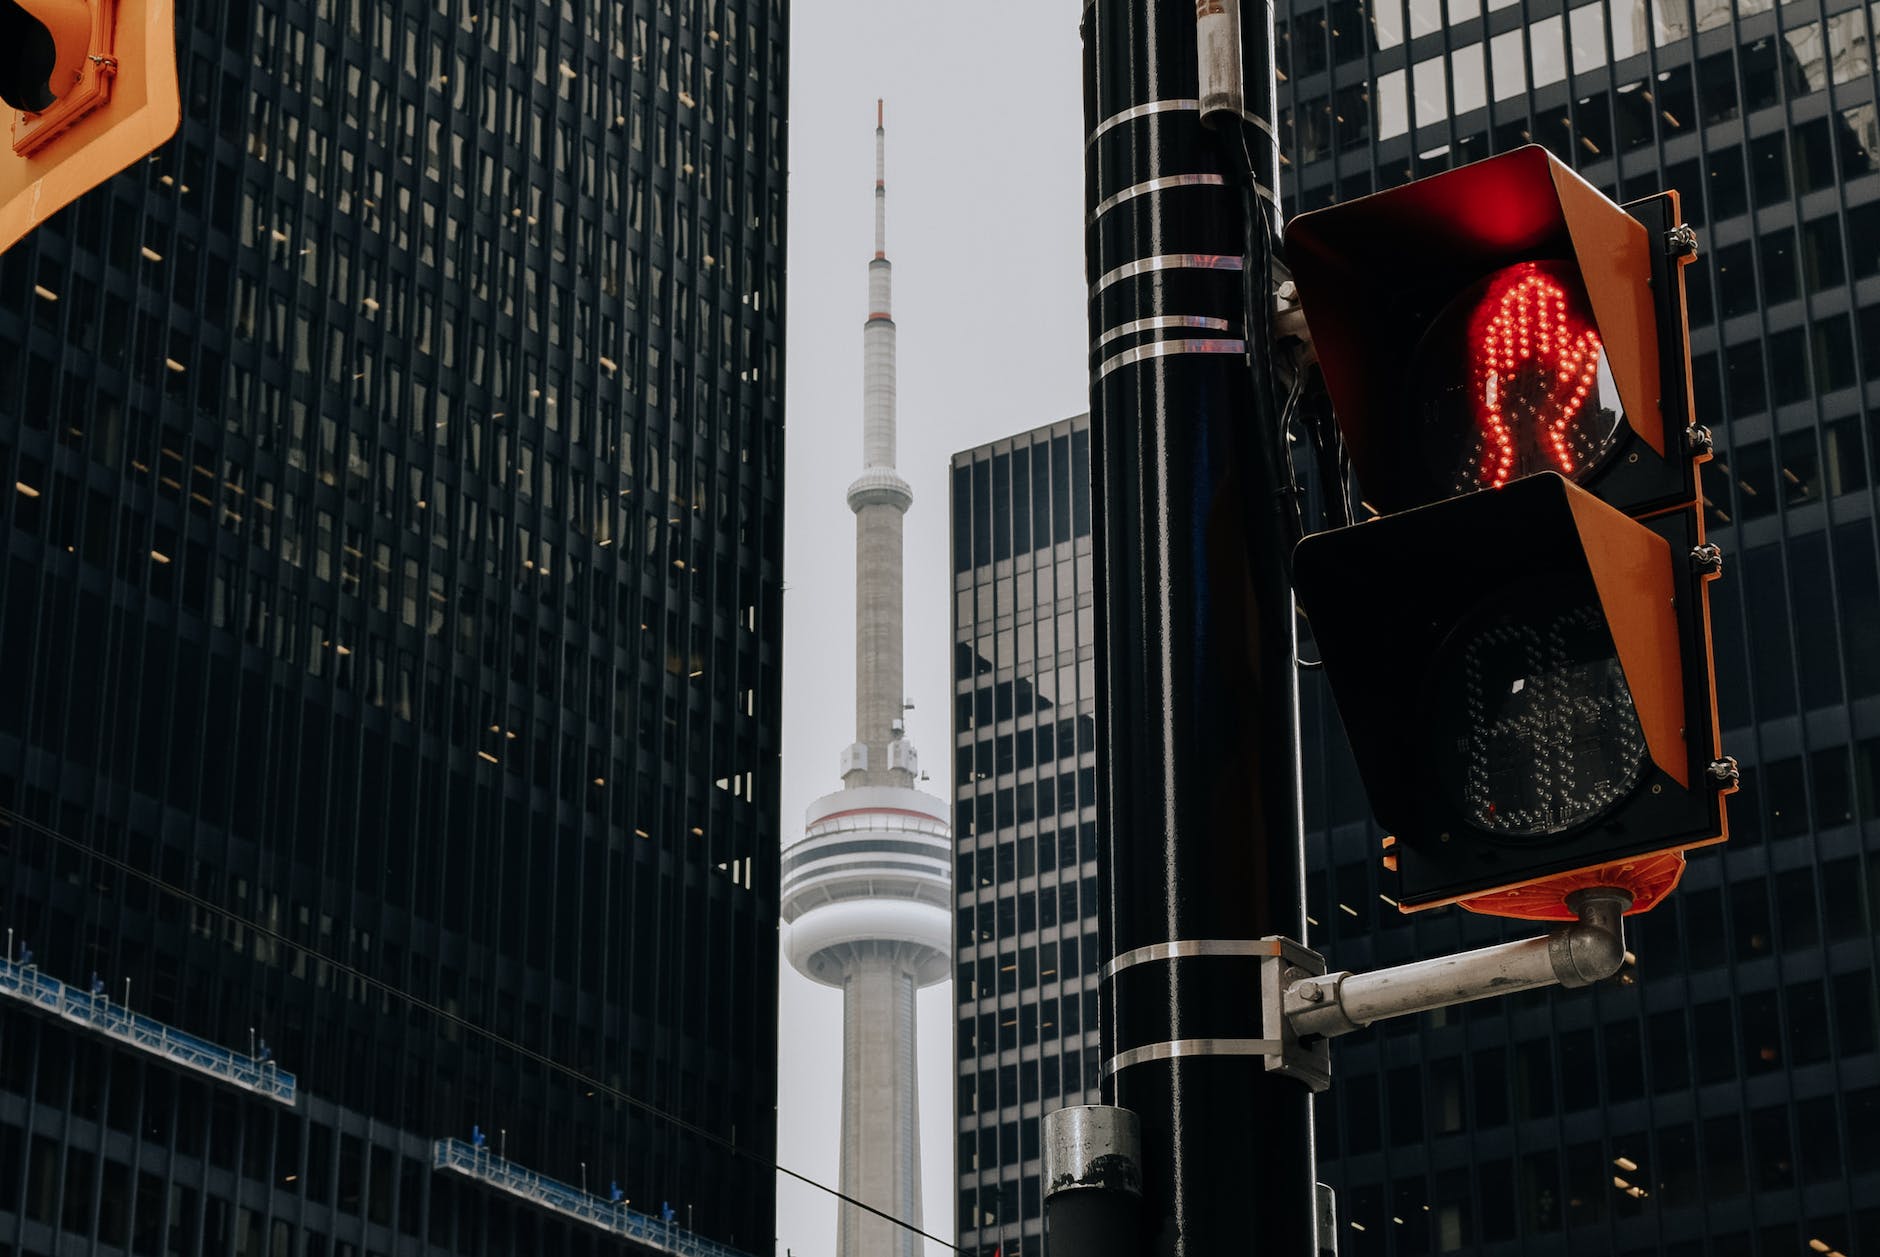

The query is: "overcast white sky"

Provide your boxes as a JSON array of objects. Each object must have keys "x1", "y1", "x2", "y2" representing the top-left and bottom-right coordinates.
[{"x1": 774, "y1": 3, "x2": 1089, "y2": 1254}]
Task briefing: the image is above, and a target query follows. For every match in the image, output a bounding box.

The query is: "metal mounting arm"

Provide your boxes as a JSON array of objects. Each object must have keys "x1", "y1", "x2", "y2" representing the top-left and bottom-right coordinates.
[{"x1": 1283, "y1": 888, "x2": 1631, "y2": 1042}]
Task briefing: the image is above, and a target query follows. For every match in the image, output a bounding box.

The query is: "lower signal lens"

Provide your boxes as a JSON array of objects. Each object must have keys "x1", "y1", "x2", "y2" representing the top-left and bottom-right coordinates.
[{"x1": 1430, "y1": 582, "x2": 1648, "y2": 838}]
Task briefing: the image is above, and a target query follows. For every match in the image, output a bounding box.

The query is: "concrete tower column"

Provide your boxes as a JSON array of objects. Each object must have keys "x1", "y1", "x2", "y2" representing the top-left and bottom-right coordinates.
[{"x1": 838, "y1": 954, "x2": 923, "y2": 1257}]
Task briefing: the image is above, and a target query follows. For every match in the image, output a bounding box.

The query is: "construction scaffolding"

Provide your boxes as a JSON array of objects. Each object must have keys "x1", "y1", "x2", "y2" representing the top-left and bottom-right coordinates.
[
  {"x1": 431, "y1": 1138, "x2": 753, "y2": 1257},
  {"x1": 0, "y1": 955, "x2": 296, "y2": 1106}
]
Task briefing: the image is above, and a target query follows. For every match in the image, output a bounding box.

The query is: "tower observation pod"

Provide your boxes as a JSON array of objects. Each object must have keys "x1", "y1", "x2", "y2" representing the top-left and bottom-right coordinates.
[{"x1": 779, "y1": 103, "x2": 950, "y2": 1257}]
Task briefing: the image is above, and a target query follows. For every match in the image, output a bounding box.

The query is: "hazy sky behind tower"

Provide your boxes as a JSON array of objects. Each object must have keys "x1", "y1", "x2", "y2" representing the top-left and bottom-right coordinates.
[{"x1": 776, "y1": 4, "x2": 1088, "y2": 1255}]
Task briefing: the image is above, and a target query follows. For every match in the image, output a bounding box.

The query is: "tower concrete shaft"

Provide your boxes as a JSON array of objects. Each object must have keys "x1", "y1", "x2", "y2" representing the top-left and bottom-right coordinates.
[
  {"x1": 845, "y1": 100, "x2": 916, "y2": 789},
  {"x1": 838, "y1": 951, "x2": 924, "y2": 1257}
]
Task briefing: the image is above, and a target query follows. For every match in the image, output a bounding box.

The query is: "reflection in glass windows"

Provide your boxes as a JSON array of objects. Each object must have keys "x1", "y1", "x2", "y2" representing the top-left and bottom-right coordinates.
[{"x1": 951, "y1": 416, "x2": 1099, "y2": 1257}]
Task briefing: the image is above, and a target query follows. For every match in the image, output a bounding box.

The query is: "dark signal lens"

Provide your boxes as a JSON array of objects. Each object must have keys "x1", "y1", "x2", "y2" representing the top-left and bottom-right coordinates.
[
  {"x1": 1429, "y1": 583, "x2": 1648, "y2": 839},
  {"x1": 0, "y1": 0, "x2": 61, "y2": 112},
  {"x1": 1412, "y1": 260, "x2": 1625, "y2": 497}
]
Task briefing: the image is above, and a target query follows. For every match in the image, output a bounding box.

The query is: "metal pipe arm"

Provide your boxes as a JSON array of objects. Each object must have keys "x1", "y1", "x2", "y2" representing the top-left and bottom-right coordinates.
[{"x1": 1284, "y1": 888, "x2": 1630, "y2": 1040}]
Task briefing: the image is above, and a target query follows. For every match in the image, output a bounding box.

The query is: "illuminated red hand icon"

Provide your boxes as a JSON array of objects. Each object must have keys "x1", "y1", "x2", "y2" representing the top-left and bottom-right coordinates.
[{"x1": 1472, "y1": 267, "x2": 1604, "y2": 489}]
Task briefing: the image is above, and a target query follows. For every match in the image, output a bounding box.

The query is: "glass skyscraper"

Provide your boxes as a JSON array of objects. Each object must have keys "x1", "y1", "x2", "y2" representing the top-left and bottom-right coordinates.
[
  {"x1": 949, "y1": 415, "x2": 1099, "y2": 1257},
  {"x1": 0, "y1": 0, "x2": 786, "y2": 1253},
  {"x1": 1277, "y1": 0, "x2": 1880, "y2": 1250}
]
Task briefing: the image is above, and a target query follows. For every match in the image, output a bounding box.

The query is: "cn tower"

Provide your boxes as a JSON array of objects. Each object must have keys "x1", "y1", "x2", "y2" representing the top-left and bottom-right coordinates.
[{"x1": 780, "y1": 104, "x2": 949, "y2": 1257}]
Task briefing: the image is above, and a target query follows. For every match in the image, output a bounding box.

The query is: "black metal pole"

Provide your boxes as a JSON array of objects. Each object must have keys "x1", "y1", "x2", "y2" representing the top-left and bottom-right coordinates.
[{"x1": 1082, "y1": 0, "x2": 1314, "y2": 1253}]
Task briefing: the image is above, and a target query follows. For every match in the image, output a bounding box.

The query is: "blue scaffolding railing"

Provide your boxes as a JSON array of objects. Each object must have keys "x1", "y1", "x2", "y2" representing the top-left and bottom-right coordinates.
[
  {"x1": 0, "y1": 956, "x2": 296, "y2": 1106},
  {"x1": 431, "y1": 1138, "x2": 754, "y2": 1257}
]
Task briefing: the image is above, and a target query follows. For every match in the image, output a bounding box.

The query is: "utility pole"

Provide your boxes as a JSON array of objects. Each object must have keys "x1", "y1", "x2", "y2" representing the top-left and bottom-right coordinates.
[
  {"x1": 1056, "y1": 12, "x2": 1730, "y2": 1256},
  {"x1": 1070, "y1": 1, "x2": 1313, "y2": 1254}
]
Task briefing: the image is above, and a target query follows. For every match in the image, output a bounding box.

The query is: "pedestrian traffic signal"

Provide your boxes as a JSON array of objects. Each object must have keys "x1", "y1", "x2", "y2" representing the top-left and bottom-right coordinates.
[
  {"x1": 0, "y1": 0, "x2": 178, "y2": 255},
  {"x1": 1286, "y1": 146, "x2": 1734, "y2": 921}
]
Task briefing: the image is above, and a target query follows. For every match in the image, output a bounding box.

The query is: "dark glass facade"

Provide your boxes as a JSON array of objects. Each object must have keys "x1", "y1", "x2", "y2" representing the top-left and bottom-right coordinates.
[
  {"x1": 1278, "y1": 0, "x2": 1880, "y2": 1250},
  {"x1": 949, "y1": 415, "x2": 1099, "y2": 1257},
  {"x1": 0, "y1": 0, "x2": 787, "y2": 1252}
]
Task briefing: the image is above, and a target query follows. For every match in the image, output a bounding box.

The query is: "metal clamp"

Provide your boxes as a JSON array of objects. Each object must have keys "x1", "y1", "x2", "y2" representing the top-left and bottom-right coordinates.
[
  {"x1": 1273, "y1": 278, "x2": 1313, "y2": 359},
  {"x1": 1685, "y1": 423, "x2": 1714, "y2": 456},
  {"x1": 1097, "y1": 939, "x2": 1338, "y2": 1089},
  {"x1": 1260, "y1": 938, "x2": 1333, "y2": 1092},
  {"x1": 1668, "y1": 223, "x2": 1699, "y2": 260},
  {"x1": 1690, "y1": 542, "x2": 1724, "y2": 575},
  {"x1": 1104, "y1": 939, "x2": 1333, "y2": 1089}
]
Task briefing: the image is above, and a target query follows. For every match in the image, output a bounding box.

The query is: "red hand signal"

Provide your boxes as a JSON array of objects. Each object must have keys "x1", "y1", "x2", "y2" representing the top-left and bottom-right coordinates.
[{"x1": 1472, "y1": 267, "x2": 1604, "y2": 489}]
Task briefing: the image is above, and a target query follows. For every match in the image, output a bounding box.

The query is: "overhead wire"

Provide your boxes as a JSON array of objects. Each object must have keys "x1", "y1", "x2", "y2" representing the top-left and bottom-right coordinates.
[{"x1": 0, "y1": 802, "x2": 958, "y2": 1252}]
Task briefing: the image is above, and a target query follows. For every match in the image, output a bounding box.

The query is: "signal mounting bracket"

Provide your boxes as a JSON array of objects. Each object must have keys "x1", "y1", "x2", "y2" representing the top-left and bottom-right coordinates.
[
  {"x1": 1251, "y1": 937, "x2": 1335, "y2": 1092},
  {"x1": 1261, "y1": 889, "x2": 1631, "y2": 1078}
]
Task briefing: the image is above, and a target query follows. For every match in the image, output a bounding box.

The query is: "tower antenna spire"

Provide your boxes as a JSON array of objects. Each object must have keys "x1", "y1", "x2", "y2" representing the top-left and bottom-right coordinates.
[
  {"x1": 874, "y1": 99, "x2": 886, "y2": 259},
  {"x1": 848, "y1": 98, "x2": 909, "y2": 779}
]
